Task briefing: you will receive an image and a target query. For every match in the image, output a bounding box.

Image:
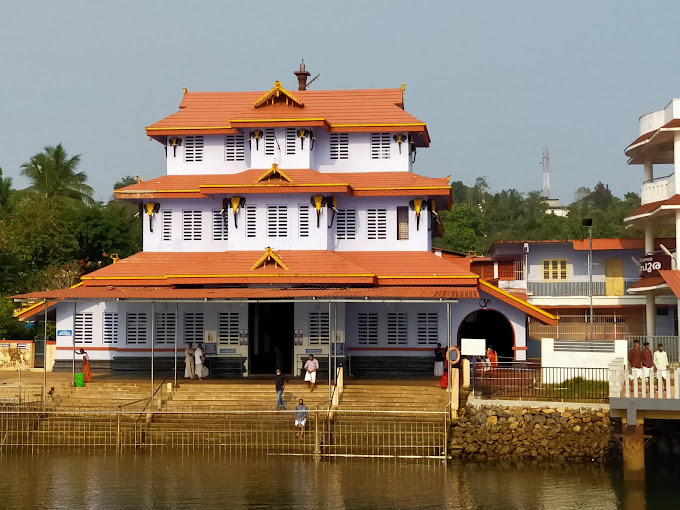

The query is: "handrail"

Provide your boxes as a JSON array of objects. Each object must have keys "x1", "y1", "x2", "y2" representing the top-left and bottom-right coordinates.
[
  {"x1": 643, "y1": 173, "x2": 674, "y2": 185},
  {"x1": 328, "y1": 365, "x2": 344, "y2": 419}
]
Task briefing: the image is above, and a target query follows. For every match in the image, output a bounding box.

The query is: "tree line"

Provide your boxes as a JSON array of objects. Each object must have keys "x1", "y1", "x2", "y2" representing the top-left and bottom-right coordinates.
[{"x1": 0, "y1": 144, "x2": 141, "y2": 338}]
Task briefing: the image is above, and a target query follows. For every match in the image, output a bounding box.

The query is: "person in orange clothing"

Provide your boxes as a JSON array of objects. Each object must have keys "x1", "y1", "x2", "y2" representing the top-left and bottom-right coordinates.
[
  {"x1": 76, "y1": 348, "x2": 92, "y2": 383},
  {"x1": 486, "y1": 347, "x2": 498, "y2": 369}
]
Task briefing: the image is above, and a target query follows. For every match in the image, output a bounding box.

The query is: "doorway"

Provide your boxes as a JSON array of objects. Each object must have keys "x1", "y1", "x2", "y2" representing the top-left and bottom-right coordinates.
[
  {"x1": 458, "y1": 309, "x2": 515, "y2": 361},
  {"x1": 248, "y1": 303, "x2": 294, "y2": 374}
]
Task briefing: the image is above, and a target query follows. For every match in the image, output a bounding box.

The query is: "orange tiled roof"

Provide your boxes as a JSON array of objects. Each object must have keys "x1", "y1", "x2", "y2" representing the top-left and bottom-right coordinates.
[
  {"x1": 627, "y1": 276, "x2": 667, "y2": 292},
  {"x1": 478, "y1": 280, "x2": 558, "y2": 326},
  {"x1": 625, "y1": 119, "x2": 680, "y2": 156},
  {"x1": 491, "y1": 238, "x2": 676, "y2": 251},
  {"x1": 660, "y1": 270, "x2": 680, "y2": 298},
  {"x1": 146, "y1": 87, "x2": 430, "y2": 146},
  {"x1": 626, "y1": 195, "x2": 680, "y2": 221},
  {"x1": 113, "y1": 170, "x2": 452, "y2": 199}
]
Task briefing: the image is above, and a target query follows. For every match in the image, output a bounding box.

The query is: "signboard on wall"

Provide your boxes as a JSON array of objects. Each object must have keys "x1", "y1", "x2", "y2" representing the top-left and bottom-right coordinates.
[
  {"x1": 203, "y1": 343, "x2": 217, "y2": 355},
  {"x1": 239, "y1": 329, "x2": 248, "y2": 345},
  {"x1": 639, "y1": 253, "x2": 671, "y2": 277},
  {"x1": 461, "y1": 338, "x2": 486, "y2": 356},
  {"x1": 220, "y1": 348, "x2": 237, "y2": 354},
  {"x1": 204, "y1": 330, "x2": 217, "y2": 344},
  {"x1": 306, "y1": 349, "x2": 322, "y2": 355},
  {"x1": 294, "y1": 329, "x2": 303, "y2": 346},
  {"x1": 57, "y1": 330, "x2": 72, "y2": 337},
  {"x1": 332, "y1": 343, "x2": 344, "y2": 356}
]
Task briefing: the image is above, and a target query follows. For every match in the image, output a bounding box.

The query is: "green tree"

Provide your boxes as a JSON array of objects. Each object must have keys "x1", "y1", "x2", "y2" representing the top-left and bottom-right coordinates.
[
  {"x1": 20, "y1": 144, "x2": 94, "y2": 205},
  {"x1": 114, "y1": 175, "x2": 139, "y2": 190},
  {"x1": 0, "y1": 167, "x2": 12, "y2": 211}
]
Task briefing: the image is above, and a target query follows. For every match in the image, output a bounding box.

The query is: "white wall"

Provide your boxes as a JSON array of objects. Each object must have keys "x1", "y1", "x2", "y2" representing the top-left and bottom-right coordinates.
[
  {"x1": 313, "y1": 131, "x2": 411, "y2": 173},
  {"x1": 540, "y1": 338, "x2": 628, "y2": 383}
]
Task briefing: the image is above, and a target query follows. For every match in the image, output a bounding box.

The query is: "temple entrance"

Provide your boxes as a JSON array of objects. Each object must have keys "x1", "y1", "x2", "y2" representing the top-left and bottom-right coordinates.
[
  {"x1": 458, "y1": 309, "x2": 515, "y2": 361},
  {"x1": 248, "y1": 303, "x2": 294, "y2": 374}
]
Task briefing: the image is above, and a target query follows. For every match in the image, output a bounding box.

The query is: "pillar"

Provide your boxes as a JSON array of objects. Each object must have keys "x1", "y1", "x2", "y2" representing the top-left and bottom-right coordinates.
[
  {"x1": 674, "y1": 132, "x2": 680, "y2": 175},
  {"x1": 644, "y1": 158, "x2": 653, "y2": 183},
  {"x1": 644, "y1": 223, "x2": 654, "y2": 255},
  {"x1": 646, "y1": 293, "x2": 656, "y2": 337},
  {"x1": 622, "y1": 422, "x2": 645, "y2": 482},
  {"x1": 462, "y1": 358, "x2": 470, "y2": 388}
]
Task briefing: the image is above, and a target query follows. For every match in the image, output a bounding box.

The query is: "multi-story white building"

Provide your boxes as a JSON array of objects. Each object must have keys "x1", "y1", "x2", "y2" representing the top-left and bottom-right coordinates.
[{"x1": 18, "y1": 68, "x2": 556, "y2": 375}]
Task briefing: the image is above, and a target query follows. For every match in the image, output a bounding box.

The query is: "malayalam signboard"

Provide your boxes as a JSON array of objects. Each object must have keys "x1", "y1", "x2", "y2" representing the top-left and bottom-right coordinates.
[{"x1": 639, "y1": 253, "x2": 671, "y2": 277}]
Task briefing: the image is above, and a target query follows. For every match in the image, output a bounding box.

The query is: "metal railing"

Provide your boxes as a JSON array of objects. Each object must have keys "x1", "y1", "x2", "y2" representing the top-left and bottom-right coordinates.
[
  {"x1": 530, "y1": 314, "x2": 644, "y2": 340},
  {"x1": 0, "y1": 408, "x2": 448, "y2": 459},
  {"x1": 472, "y1": 366, "x2": 609, "y2": 402},
  {"x1": 527, "y1": 279, "x2": 639, "y2": 296},
  {"x1": 625, "y1": 336, "x2": 680, "y2": 363}
]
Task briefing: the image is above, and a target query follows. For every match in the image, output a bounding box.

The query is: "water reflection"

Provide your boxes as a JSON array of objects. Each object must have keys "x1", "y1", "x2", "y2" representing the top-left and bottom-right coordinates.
[{"x1": 0, "y1": 452, "x2": 660, "y2": 509}]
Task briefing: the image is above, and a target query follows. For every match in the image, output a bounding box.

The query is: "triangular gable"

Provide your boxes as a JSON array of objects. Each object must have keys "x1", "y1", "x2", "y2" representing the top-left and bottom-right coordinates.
[
  {"x1": 256, "y1": 163, "x2": 293, "y2": 183},
  {"x1": 253, "y1": 81, "x2": 303, "y2": 108},
  {"x1": 478, "y1": 279, "x2": 558, "y2": 326},
  {"x1": 250, "y1": 247, "x2": 289, "y2": 271}
]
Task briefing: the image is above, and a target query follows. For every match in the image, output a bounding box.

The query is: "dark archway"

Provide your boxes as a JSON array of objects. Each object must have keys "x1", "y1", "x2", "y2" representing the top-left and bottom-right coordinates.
[{"x1": 457, "y1": 309, "x2": 515, "y2": 361}]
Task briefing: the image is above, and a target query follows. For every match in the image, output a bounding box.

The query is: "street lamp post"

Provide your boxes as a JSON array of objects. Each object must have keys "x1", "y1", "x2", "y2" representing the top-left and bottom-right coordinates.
[{"x1": 582, "y1": 218, "x2": 594, "y2": 339}]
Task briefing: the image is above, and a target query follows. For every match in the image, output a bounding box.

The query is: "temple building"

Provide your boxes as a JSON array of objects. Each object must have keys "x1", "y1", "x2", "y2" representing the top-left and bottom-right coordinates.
[{"x1": 16, "y1": 66, "x2": 557, "y2": 375}]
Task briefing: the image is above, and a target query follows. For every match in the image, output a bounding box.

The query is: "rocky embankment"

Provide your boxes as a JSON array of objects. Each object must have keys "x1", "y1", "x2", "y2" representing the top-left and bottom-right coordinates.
[{"x1": 450, "y1": 404, "x2": 614, "y2": 463}]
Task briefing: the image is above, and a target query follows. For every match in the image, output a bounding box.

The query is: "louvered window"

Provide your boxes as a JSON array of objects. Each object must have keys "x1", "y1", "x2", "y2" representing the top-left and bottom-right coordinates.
[
  {"x1": 370, "y1": 133, "x2": 390, "y2": 159},
  {"x1": 417, "y1": 312, "x2": 438, "y2": 345},
  {"x1": 309, "y1": 312, "x2": 330, "y2": 345},
  {"x1": 182, "y1": 210, "x2": 202, "y2": 241},
  {"x1": 387, "y1": 312, "x2": 408, "y2": 345},
  {"x1": 397, "y1": 206, "x2": 409, "y2": 240},
  {"x1": 184, "y1": 313, "x2": 204, "y2": 344},
  {"x1": 162, "y1": 210, "x2": 172, "y2": 241},
  {"x1": 218, "y1": 312, "x2": 239, "y2": 345},
  {"x1": 298, "y1": 204, "x2": 310, "y2": 237},
  {"x1": 286, "y1": 128, "x2": 296, "y2": 155},
  {"x1": 336, "y1": 209, "x2": 357, "y2": 240},
  {"x1": 264, "y1": 128, "x2": 276, "y2": 156},
  {"x1": 367, "y1": 208, "x2": 387, "y2": 240},
  {"x1": 185, "y1": 135, "x2": 204, "y2": 162},
  {"x1": 126, "y1": 313, "x2": 148, "y2": 345},
  {"x1": 225, "y1": 134, "x2": 245, "y2": 161},
  {"x1": 155, "y1": 313, "x2": 176, "y2": 345},
  {"x1": 267, "y1": 205, "x2": 288, "y2": 238},
  {"x1": 213, "y1": 210, "x2": 228, "y2": 241},
  {"x1": 74, "y1": 313, "x2": 93, "y2": 344},
  {"x1": 103, "y1": 313, "x2": 118, "y2": 344},
  {"x1": 246, "y1": 206, "x2": 257, "y2": 238},
  {"x1": 357, "y1": 313, "x2": 379, "y2": 345},
  {"x1": 330, "y1": 133, "x2": 349, "y2": 160}
]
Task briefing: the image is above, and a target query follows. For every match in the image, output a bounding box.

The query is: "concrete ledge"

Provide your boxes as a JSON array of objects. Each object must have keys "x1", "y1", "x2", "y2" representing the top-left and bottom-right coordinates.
[{"x1": 467, "y1": 396, "x2": 609, "y2": 411}]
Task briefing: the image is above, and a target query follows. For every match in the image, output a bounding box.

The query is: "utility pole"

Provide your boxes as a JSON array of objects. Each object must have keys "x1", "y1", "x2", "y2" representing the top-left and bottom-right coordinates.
[{"x1": 582, "y1": 218, "x2": 594, "y2": 339}]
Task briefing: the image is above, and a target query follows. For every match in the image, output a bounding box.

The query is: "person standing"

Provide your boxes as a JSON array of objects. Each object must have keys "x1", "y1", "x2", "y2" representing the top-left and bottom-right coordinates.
[
  {"x1": 434, "y1": 343, "x2": 445, "y2": 377},
  {"x1": 76, "y1": 348, "x2": 92, "y2": 383},
  {"x1": 184, "y1": 342, "x2": 195, "y2": 380},
  {"x1": 294, "y1": 398, "x2": 308, "y2": 440},
  {"x1": 304, "y1": 354, "x2": 319, "y2": 392},
  {"x1": 641, "y1": 342, "x2": 654, "y2": 382},
  {"x1": 194, "y1": 343, "x2": 205, "y2": 380},
  {"x1": 654, "y1": 343, "x2": 670, "y2": 389},
  {"x1": 275, "y1": 368, "x2": 288, "y2": 410},
  {"x1": 628, "y1": 339, "x2": 643, "y2": 382}
]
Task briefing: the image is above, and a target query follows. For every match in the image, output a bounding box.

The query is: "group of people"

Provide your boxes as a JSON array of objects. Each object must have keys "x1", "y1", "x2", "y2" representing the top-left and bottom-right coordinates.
[
  {"x1": 628, "y1": 339, "x2": 669, "y2": 386},
  {"x1": 184, "y1": 342, "x2": 206, "y2": 380},
  {"x1": 274, "y1": 354, "x2": 318, "y2": 439}
]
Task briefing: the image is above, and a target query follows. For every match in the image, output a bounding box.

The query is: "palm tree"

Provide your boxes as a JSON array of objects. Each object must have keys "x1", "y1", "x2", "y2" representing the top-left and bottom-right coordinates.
[
  {"x1": 0, "y1": 167, "x2": 12, "y2": 209},
  {"x1": 20, "y1": 144, "x2": 94, "y2": 204}
]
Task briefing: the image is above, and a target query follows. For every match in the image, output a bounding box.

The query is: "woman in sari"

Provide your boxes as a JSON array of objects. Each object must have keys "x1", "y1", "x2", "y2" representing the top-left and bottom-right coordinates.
[
  {"x1": 77, "y1": 348, "x2": 92, "y2": 383},
  {"x1": 184, "y1": 342, "x2": 195, "y2": 380}
]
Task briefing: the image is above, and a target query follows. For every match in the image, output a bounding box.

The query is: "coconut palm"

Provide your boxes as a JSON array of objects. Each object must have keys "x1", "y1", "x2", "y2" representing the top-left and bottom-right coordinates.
[
  {"x1": 0, "y1": 167, "x2": 12, "y2": 209},
  {"x1": 20, "y1": 144, "x2": 94, "y2": 204}
]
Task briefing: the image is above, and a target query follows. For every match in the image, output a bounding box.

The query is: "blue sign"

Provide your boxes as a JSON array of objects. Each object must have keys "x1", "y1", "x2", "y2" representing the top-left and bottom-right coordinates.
[
  {"x1": 306, "y1": 349, "x2": 322, "y2": 354},
  {"x1": 220, "y1": 348, "x2": 237, "y2": 354},
  {"x1": 57, "y1": 330, "x2": 72, "y2": 336},
  {"x1": 332, "y1": 343, "x2": 345, "y2": 356}
]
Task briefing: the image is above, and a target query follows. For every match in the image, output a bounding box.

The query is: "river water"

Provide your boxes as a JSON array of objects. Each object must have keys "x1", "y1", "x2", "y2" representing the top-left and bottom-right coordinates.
[{"x1": 0, "y1": 453, "x2": 676, "y2": 509}]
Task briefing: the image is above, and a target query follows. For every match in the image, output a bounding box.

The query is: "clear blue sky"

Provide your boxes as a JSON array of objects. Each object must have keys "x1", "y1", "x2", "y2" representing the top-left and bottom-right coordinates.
[{"x1": 2, "y1": 1, "x2": 679, "y2": 203}]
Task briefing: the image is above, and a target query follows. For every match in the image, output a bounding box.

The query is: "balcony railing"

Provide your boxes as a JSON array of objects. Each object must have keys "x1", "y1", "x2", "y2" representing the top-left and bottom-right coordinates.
[
  {"x1": 527, "y1": 279, "x2": 639, "y2": 297},
  {"x1": 641, "y1": 173, "x2": 675, "y2": 205},
  {"x1": 529, "y1": 314, "x2": 645, "y2": 340}
]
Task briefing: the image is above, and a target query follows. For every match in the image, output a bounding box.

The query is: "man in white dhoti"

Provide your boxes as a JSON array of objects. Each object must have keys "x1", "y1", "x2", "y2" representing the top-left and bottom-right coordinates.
[
  {"x1": 194, "y1": 343, "x2": 205, "y2": 380},
  {"x1": 654, "y1": 343, "x2": 670, "y2": 386},
  {"x1": 184, "y1": 342, "x2": 195, "y2": 380},
  {"x1": 304, "y1": 354, "x2": 319, "y2": 392}
]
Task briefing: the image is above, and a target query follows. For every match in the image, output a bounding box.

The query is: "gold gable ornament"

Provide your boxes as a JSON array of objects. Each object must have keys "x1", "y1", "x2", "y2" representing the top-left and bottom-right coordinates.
[
  {"x1": 251, "y1": 247, "x2": 289, "y2": 271},
  {"x1": 256, "y1": 163, "x2": 293, "y2": 183},
  {"x1": 253, "y1": 81, "x2": 304, "y2": 108}
]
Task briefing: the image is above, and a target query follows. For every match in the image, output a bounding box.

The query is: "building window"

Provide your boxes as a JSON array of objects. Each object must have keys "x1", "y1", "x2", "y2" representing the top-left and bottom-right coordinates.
[
  {"x1": 417, "y1": 312, "x2": 438, "y2": 345},
  {"x1": 162, "y1": 210, "x2": 172, "y2": 241},
  {"x1": 309, "y1": 312, "x2": 330, "y2": 345},
  {"x1": 370, "y1": 133, "x2": 390, "y2": 159},
  {"x1": 264, "y1": 128, "x2": 276, "y2": 156},
  {"x1": 184, "y1": 313, "x2": 204, "y2": 345},
  {"x1": 126, "y1": 313, "x2": 148, "y2": 345},
  {"x1": 397, "y1": 206, "x2": 409, "y2": 240},
  {"x1": 74, "y1": 312, "x2": 93, "y2": 344},
  {"x1": 286, "y1": 128, "x2": 296, "y2": 155},
  {"x1": 213, "y1": 210, "x2": 228, "y2": 241},
  {"x1": 182, "y1": 210, "x2": 202, "y2": 241},
  {"x1": 357, "y1": 312, "x2": 379, "y2": 345},
  {"x1": 267, "y1": 205, "x2": 288, "y2": 238},
  {"x1": 387, "y1": 312, "x2": 408, "y2": 345},
  {"x1": 218, "y1": 312, "x2": 239, "y2": 345},
  {"x1": 367, "y1": 208, "x2": 387, "y2": 240},
  {"x1": 246, "y1": 205, "x2": 257, "y2": 238},
  {"x1": 155, "y1": 312, "x2": 176, "y2": 345},
  {"x1": 298, "y1": 204, "x2": 310, "y2": 238},
  {"x1": 514, "y1": 260, "x2": 525, "y2": 280},
  {"x1": 184, "y1": 135, "x2": 204, "y2": 162},
  {"x1": 103, "y1": 312, "x2": 118, "y2": 344},
  {"x1": 330, "y1": 133, "x2": 349, "y2": 160},
  {"x1": 336, "y1": 209, "x2": 357, "y2": 240},
  {"x1": 225, "y1": 134, "x2": 245, "y2": 161},
  {"x1": 542, "y1": 259, "x2": 567, "y2": 280}
]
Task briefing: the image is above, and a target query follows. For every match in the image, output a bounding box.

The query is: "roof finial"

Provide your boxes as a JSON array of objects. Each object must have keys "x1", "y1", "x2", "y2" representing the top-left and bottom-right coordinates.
[
  {"x1": 294, "y1": 60, "x2": 311, "y2": 91},
  {"x1": 183, "y1": 87, "x2": 188, "y2": 94}
]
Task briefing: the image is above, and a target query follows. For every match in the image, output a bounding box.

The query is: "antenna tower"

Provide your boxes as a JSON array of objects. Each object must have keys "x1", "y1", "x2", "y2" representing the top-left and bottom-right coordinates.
[{"x1": 541, "y1": 146, "x2": 550, "y2": 199}]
